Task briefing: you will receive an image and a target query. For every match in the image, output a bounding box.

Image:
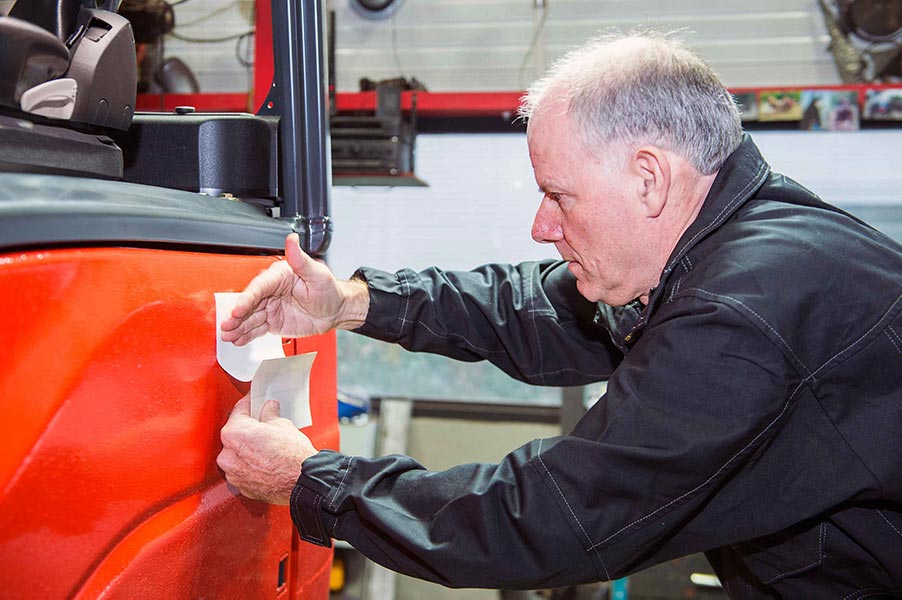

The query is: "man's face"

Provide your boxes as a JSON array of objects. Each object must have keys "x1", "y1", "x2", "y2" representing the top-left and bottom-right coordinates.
[{"x1": 527, "y1": 102, "x2": 653, "y2": 306}]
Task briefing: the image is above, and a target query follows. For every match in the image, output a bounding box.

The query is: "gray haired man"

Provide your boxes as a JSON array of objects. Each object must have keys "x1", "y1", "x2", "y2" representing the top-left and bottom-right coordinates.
[{"x1": 219, "y1": 33, "x2": 902, "y2": 596}]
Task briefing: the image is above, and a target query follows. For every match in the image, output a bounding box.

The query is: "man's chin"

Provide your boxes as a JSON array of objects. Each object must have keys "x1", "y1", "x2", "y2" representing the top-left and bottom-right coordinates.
[
  {"x1": 574, "y1": 278, "x2": 603, "y2": 303},
  {"x1": 575, "y1": 280, "x2": 635, "y2": 307},
  {"x1": 570, "y1": 268, "x2": 632, "y2": 305}
]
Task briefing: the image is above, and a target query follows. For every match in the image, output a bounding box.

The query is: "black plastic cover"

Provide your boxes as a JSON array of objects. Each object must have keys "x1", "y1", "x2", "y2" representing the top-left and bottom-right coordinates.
[
  {"x1": 0, "y1": 114, "x2": 123, "y2": 179},
  {"x1": 0, "y1": 172, "x2": 292, "y2": 252},
  {"x1": 110, "y1": 112, "x2": 279, "y2": 199}
]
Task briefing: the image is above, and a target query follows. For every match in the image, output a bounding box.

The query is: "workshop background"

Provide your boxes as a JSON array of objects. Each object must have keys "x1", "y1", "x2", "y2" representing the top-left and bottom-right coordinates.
[{"x1": 17, "y1": 0, "x2": 891, "y2": 597}]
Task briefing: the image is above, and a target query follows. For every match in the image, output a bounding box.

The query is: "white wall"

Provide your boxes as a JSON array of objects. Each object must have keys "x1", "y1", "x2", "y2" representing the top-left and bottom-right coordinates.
[
  {"x1": 331, "y1": 129, "x2": 901, "y2": 403},
  {"x1": 332, "y1": 0, "x2": 839, "y2": 92},
  {"x1": 160, "y1": 0, "x2": 842, "y2": 93},
  {"x1": 328, "y1": 130, "x2": 902, "y2": 278},
  {"x1": 329, "y1": 133, "x2": 550, "y2": 278}
]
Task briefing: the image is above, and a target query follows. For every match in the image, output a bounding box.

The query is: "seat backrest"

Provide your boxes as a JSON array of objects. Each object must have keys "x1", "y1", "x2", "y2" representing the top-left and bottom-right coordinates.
[
  {"x1": 9, "y1": 0, "x2": 83, "y2": 41},
  {"x1": 0, "y1": 17, "x2": 70, "y2": 108},
  {"x1": 9, "y1": 0, "x2": 121, "y2": 41}
]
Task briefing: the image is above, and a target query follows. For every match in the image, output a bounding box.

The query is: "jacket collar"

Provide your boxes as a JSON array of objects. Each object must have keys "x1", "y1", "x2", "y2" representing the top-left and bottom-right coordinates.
[
  {"x1": 659, "y1": 133, "x2": 771, "y2": 283},
  {"x1": 595, "y1": 134, "x2": 771, "y2": 350}
]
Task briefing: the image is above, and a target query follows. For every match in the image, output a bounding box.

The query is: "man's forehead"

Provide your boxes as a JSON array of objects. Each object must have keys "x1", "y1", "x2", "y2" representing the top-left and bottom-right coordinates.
[
  {"x1": 526, "y1": 109, "x2": 570, "y2": 152},
  {"x1": 527, "y1": 95, "x2": 570, "y2": 129}
]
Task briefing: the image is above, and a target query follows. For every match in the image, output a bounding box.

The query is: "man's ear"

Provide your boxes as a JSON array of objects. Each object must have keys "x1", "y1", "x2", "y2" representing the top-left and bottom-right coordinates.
[{"x1": 633, "y1": 146, "x2": 670, "y2": 218}]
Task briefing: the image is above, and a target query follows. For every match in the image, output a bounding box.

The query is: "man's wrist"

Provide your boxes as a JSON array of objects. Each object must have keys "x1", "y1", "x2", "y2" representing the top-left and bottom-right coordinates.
[{"x1": 336, "y1": 278, "x2": 370, "y2": 330}]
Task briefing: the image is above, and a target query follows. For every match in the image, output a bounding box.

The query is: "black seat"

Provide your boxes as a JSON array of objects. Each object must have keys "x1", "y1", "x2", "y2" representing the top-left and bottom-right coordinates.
[
  {"x1": 9, "y1": 0, "x2": 87, "y2": 41},
  {"x1": 0, "y1": 0, "x2": 135, "y2": 130},
  {"x1": 0, "y1": 0, "x2": 132, "y2": 179},
  {"x1": 0, "y1": 17, "x2": 70, "y2": 110}
]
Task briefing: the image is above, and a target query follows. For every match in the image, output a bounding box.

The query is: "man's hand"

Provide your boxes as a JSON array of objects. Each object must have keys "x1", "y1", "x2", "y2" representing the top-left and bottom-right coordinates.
[
  {"x1": 220, "y1": 233, "x2": 369, "y2": 346},
  {"x1": 217, "y1": 395, "x2": 318, "y2": 505}
]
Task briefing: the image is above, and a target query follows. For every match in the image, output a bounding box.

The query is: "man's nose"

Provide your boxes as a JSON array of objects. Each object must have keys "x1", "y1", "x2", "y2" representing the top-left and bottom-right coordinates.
[{"x1": 531, "y1": 198, "x2": 562, "y2": 243}]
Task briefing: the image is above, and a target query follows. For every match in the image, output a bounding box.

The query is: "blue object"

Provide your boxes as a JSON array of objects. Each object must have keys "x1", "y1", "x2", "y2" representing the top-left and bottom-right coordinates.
[
  {"x1": 611, "y1": 577, "x2": 628, "y2": 600},
  {"x1": 337, "y1": 390, "x2": 371, "y2": 420}
]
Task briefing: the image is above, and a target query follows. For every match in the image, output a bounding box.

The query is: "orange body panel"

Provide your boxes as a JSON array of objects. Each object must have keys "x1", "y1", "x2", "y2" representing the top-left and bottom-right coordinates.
[{"x1": 0, "y1": 247, "x2": 338, "y2": 599}]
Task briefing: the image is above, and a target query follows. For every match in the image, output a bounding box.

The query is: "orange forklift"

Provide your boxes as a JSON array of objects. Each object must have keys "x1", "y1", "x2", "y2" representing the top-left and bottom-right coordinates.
[{"x1": 0, "y1": 1, "x2": 339, "y2": 597}]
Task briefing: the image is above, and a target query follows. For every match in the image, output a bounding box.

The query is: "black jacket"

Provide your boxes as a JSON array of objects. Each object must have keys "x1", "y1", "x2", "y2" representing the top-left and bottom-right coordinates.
[{"x1": 290, "y1": 135, "x2": 902, "y2": 597}]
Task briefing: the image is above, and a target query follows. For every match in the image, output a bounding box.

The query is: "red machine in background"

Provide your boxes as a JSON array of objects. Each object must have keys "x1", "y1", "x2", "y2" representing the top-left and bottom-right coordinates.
[{"x1": 0, "y1": 0, "x2": 337, "y2": 597}]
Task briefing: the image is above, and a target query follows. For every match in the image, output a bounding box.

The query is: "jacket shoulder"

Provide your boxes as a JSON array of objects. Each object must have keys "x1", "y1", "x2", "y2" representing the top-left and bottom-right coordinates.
[{"x1": 673, "y1": 190, "x2": 901, "y2": 377}]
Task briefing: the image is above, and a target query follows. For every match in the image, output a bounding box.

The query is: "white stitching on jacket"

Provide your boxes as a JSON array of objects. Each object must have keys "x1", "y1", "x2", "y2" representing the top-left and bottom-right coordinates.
[
  {"x1": 886, "y1": 329, "x2": 902, "y2": 355},
  {"x1": 330, "y1": 456, "x2": 354, "y2": 511},
  {"x1": 886, "y1": 325, "x2": 902, "y2": 356},
  {"x1": 536, "y1": 439, "x2": 612, "y2": 580},
  {"x1": 878, "y1": 509, "x2": 902, "y2": 538},
  {"x1": 411, "y1": 320, "x2": 508, "y2": 356},
  {"x1": 392, "y1": 271, "x2": 604, "y2": 381},
  {"x1": 584, "y1": 295, "x2": 898, "y2": 555},
  {"x1": 668, "y1": 274, "x2": 683, "y2": 302},
  {"x1": 842, "y1": 587, "x2": 893, "y2": 600},
  {"x1": 531, "y1": 365, "x2": 605, "y2": 379},
  {"x1": 764, "y1": 522, "x2": 827, "y2": 583},
  {"x1": 810, "y1": 296, "x2": 901, "y2": 378},
  {"x1": 404, "y1": 314, "x2": 606, "y2": 380},
  {"x1": 589, "y1": 380, "x2": 806, "y2": 549},
  {"x1": 686, "y1": 288, "x2": 812, "y2": 378},
  {"x1": 398, "y1": 271, "x2": 411, "y2": 340},
  {"x1": 526, "y1": 268, "x2": 546, "y2": 385}
]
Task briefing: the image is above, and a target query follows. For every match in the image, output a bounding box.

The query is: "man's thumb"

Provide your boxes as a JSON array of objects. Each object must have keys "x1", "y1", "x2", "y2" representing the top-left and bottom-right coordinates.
[
  {"x1": 285, "y1": 233, "x2": 317, "y2": 278},
  {"x1": 230, "y1": 395, "x2": 252, "y2": 419},
  {"x1": 259, "y1": 399, "x2": 282, "y2": 422}
]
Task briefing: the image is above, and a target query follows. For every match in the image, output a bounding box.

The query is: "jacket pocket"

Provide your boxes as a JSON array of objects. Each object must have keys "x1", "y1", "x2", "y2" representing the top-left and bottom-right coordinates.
[{"x1": 733, "y1": 520, "x2": 827, "y2": 585}]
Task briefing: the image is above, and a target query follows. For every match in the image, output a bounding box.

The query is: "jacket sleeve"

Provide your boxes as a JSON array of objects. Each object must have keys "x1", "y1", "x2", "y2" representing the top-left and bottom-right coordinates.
[
  {"x1": 352, "y1": 260, "x2": 620, "y2": 386},
  {"x1": 290, "y1": 293, "x2": 856, "y2": 587}
]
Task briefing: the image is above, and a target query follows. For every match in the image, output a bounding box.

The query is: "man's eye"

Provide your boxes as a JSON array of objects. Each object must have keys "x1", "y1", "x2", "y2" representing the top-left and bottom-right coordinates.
[{"x1": 546, "y1": 192, "x2": 562, "y2": 203}]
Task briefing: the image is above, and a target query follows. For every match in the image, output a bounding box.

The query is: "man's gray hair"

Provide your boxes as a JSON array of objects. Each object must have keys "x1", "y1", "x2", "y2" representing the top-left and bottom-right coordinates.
[{"x1": 519, "y1": 31, "x2": 743, "y2": 175}]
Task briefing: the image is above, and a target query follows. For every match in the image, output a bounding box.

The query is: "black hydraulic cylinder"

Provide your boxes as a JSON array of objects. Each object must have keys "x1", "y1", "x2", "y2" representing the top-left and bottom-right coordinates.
[{"x1": 261, "y1": 0, "x2": 332, "y2": 257}]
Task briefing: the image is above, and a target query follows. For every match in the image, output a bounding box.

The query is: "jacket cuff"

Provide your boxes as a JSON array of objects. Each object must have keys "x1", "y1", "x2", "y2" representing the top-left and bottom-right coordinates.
[
  {"x1": 351, "y1": 267, "x2": 408, "y2": 342},
  {"x1": 289, "y1": 483, "x2": 332, "y2": 547},
  {"x1": 289, "y1": 450, "x2": 349, "y2": 548}
]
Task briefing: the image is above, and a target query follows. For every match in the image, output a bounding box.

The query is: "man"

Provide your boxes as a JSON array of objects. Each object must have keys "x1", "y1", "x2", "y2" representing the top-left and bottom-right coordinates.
[{"x1": 218, "y1": 33, "x2": 902, "y2": 596}]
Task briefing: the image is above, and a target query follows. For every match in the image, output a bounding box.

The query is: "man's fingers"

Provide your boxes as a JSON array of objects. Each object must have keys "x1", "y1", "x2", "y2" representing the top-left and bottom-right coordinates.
[
  {"x1": 229, "y1": 395, "x2": 252, "y2": 419},
  {"x1": 221, "y1": 309, "x2": 269, "y2": 343},
  {"x1": 228, "y1": 321, "x2": 273, "y2": 347},
  {"x1": 259, "y1": 399, "x2": 281, "y2": 422},
  {"x1": 227, "y1": 260, "x2": 292, "y2": 324}
]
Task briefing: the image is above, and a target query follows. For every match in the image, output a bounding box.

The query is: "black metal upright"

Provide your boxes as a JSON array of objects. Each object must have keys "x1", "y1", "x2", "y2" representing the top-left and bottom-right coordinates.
[{"x1": 262, "y1": 0, "x2": 332, "y2": 257}]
